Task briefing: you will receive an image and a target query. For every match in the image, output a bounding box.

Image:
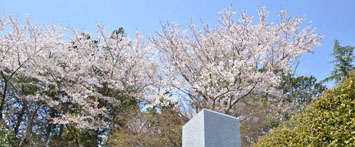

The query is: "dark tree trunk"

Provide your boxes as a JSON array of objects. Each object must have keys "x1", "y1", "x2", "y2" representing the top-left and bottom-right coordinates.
[
  {"x1": 44, "y1": 123, "x2": 53, "y2": 145},
  {"x1": 14, "y1": 101, "x2": 26, "y2": 136},
  {"x1": 93, "y1": 129, "x2": 99, "y2": 147},
  {"x1": 58, "y1": 124, "x2": 64, "y2": 142},
  {"x1": 0, "y1": 81, "x2": 8, "y2": 123}
]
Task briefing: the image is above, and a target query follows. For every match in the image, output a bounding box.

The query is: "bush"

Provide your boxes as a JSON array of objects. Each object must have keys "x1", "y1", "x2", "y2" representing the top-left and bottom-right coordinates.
[
  {"x1": 254, "y1": 72, "x2": 355, "y2": 146},
  {"x1": 0, "y1": 125, "x2": 16, "y2": 147}
]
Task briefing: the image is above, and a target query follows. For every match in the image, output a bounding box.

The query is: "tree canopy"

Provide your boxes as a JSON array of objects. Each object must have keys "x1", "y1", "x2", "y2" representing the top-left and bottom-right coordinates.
[
  {"x1": 151, "y1": 7, "x2": 323, "y2": 115},
  {"x1": 255, "y1": 71, "x2": 355, "y2": 146},
  {"x1": 323, "y1": 40, "x2": 354, "y2": 84},
  {"x1": 0, "y1": 7, "x2": 326, "y2": 146}
]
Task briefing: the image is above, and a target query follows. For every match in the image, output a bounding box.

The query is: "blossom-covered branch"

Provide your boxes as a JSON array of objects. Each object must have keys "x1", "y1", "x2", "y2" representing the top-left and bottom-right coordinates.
[{"x1": 151, "y1": 7, "x2": 324, "y2": 115}]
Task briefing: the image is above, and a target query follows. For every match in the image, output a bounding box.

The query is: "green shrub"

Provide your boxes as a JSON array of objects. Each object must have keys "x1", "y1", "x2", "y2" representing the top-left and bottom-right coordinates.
[
  {"x1": 254, "y1": 72, "x2": 355, "y2": 146},
  {"x1": 0, "y1": 125, "x2": 16, "y2": 147}
]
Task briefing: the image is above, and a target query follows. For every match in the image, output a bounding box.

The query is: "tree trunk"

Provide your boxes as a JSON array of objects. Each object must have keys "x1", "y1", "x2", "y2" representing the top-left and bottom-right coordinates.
[
  {"x1": 19, "y1": 105, "x2": 39, "y2": 147},
  {"x1": 14, "y1": 101, "x2": 26, "y2": 136},
  {"x1": 93, "y1": 129, "x2": 99, "y2": 147},
  {"x1": 58, "y1": 124, "x2": 64, "y2": 142},
  {"x1": 0, "y1": 81, "x2": 8, "y2": 123},
  {"x1": 44, "y1": 123, "x2": 53, "y2": 145}
]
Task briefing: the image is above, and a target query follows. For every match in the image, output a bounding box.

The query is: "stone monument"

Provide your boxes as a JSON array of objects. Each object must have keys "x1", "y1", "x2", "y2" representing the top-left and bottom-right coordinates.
[{"x1": 182, "y1": 109, "x2": 242, "y2": 147}]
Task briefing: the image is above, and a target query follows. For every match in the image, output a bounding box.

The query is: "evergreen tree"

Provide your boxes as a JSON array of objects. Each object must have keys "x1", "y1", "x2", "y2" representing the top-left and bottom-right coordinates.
[{"x1": 323, "y1": 40, "x2": 354, "y2": 83}]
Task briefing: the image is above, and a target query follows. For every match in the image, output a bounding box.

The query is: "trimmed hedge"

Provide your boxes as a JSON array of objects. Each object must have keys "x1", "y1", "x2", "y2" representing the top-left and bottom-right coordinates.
[{"x1": 254, "y1": 72, "x2": 355, "y2": 146}]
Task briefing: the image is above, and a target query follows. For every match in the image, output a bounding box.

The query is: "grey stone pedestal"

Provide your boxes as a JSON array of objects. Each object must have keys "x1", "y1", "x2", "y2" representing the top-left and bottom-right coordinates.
[{"x1": 182, "y1": 109, "x2": 242, "y2": 147}]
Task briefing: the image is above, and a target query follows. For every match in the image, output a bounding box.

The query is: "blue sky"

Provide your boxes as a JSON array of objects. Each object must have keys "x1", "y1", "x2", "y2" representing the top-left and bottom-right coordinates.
[{"x1": 1, "y1": 0, "x2": 354, "y2": 87}]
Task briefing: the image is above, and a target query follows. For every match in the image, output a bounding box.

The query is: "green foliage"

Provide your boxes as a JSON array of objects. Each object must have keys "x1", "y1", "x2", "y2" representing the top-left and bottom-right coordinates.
[
  {"x1": 0, "y1": 125, "x2": 16, "y2": 147},
  {"x1": 255, "y1": 71, "x2": 355, "y2": 146},
  {"x1": 281, "y1": 73, "x2": 327, "y2": 105},
  {"x1": 106, "y1": 107, "x2": 187, "y2": 147},
  {"x1": 111, "y1": 27, "x2": 126, "y2": 40},
  {"x1": 234, "y1": 74, "x2": 326, "y2": 146},
  {"x1": 237, "y1": 98, "x2": 287, "y2": 146},
  {"x1": 323, "y1": 40, "x2": 354, "y2": 84}
]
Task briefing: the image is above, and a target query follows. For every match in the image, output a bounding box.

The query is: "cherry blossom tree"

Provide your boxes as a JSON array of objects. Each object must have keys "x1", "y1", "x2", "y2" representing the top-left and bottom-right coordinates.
[
  {"x1": 0, "y1": 14, "x2": 163, "y2": 146},
  {"x1": 0, "y1": 15, "x2": 55, "y2": 123},
  {"x1": 27, "y1": 25, "x2": 162, "y2": 130},
  {"x1": 151, "y1": 7, "x2": 324, "y2": 115},
  {"x1": 0, "y1": 6, "x2": 326, "y2": 146}
]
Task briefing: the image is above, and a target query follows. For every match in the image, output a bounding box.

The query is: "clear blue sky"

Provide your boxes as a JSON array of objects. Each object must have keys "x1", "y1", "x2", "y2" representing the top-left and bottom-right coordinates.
[{"x1": 1, "y1": 0, "x2": 355, "y2": 87}]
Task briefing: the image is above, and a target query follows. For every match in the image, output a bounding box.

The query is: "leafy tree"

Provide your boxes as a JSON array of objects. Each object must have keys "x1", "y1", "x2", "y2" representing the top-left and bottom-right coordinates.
[
  {"x1": 323, "y1": 40, "x2": 354, "y2": 84},
  {"x1": 255, "y1": 71, "x2": 355, "y2": 146},
  {"x1": 235, "y1": 73, "x2": 326, "y2": 146},
  {"x1": 106, "y1": 106, "x2": 187, "y2": 147},
  {"x1": 237, "y1": 97, "x2": 289, "y2": 146},
  {"x1": 281, "y1": 73, "x2": 327, "y2": 107}
]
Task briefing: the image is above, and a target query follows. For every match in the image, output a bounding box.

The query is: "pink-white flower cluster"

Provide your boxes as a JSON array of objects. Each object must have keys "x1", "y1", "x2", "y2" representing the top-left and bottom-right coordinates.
[
  {"x1": 0, "y1": 16, "x2": 160, "y2": 129},
  {"x1": 0, "y1": 7, "x2": 324, "y2": 128},
  {"x1": 151, "y1": 7, "x2": 324, "y2": 114}
]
